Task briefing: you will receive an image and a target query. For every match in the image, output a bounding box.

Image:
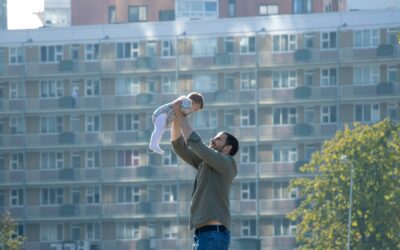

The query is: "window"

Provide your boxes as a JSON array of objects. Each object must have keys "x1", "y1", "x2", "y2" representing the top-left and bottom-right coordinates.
[
  {"x1": 10, "y1": 153, "x2": 24, "y2": 170},
  {"x1": 116, "y1": 42, "x2": 139, "y2": 59},
  {"x1": 293, "y1": 0, "x2": 312, "y2": 14},
  {"x1": 273, "y1": 107, "x2": 297, "y2": 125},
  {"x1": 163, "y1": 184, "x2": 177, "y2": 202},
  {"x1": 86, "y1": 186, "x2": 100, "y2": 204},
  {"x1": 387, "y1": 103, "x2": 398, "y2": 121},
  {"x1": 128, "y1": 6, "x2": 147, "y2": 22},
  {"x1": 304, "y1": 70, "x2": 314, "y2": 86},
  {"x1": 163, "y1": 149, "x2": 178, "y2": 166},
  {"x1": 273, "y1": 182, "x2": 298, "y2": 199},
  {"x1": 161, "y1": 75, "x2": 177, "y2": 93},
  {"x1": 85, "y1": 79, "x2": 100, "y2": 96},
  {"x1": 86, "y1": 222, "x2": 101, "y2": 240},
  {"x1": 116, "y1": 76, "x2": 140, "y2": 95},
  {"x1": 117, "y1": 150, "x2": 140, "y2": 167},
  {"x1": 193, "y1": 74, "x2": 217, "y2": 92},
  {"x1": 273, "y1": 71, "x2": 297, "y2": 88},
  {"x1": 239, "y1": 36, "x2": 255, "y2": 54},
  {"x1": 145, "y1": 41, "x2": 157, "y2": 57},
  {"x1": 86, "y1": 114, "x2": 100, "y2": 132},
  {"x1": 304, "y1": 33, "x2": 314, "y2": 48},
  {"x1": 224, "y1": 37, "x2": 234, "y2": 53},
  {"x1": 321, "y1": 105, "x2": 337, "y2": 124},
  {"x1": 240, "y1": 72, "x2": 256, "y2": 89},
  {"x1": 241, "y1": 182, "x2": 256, "y2": 200},
  {"x1": 41, "y1": 188, "x2": 64, "y2": 205},
  {"x1": 241, "y1": 109, "x2": 256, "y2": 126},
  {"x1": 305, "y1": 106, "x2": 315, "y2": 123},
  {"x1": 355, "y1": 104, "x2": 380, "y2": 123},
  {"x1": 241, "y1": 145, "x2": 256, "y2": 163},
  {"x1": 10, "y1": 189, "x2": 24, "y2": 206},
  {"x1": 321, "y1": 31, "x2": 337, "y2": 49},
  {"x1": 146, "y1": 77, "x2": 157, "y2": 93},
  {"x1": 259, "y1": 4, "x2": 278, "y2": 15},
  {"x1": 40, "y1": 45, "x2": 63, "y2": 63},
  {"x1": 274, "y1": 218, "x2": 297, "y2": 236},
  {"x1": 9, "y1": 47, "x2": 24, "y2": 64},
  {"x1": 40, "y1": 80, "x2": 63, "y2": 98},
  {"x1": 354, "y1": 29, "x2": 379, "y2": 48},
  {"x1": 10, "y1": 117, "x2": 24, "y2": 134},
  {"x1": 241, "y1": 219, "x2": 256, "y2": 237},
  {"x1": 273, "y1": 34, "x2": 296, "y2": 52},
  {"x1": 228, "y1": 0, "x2": 236, "y2": 17},
  {"x1": 40, "y1": 116, "x2": 63, "y2": 133},
  {"x1": 176, "y1": 0, "x2": 218, "y2": 20},
  {"x1": 41, "y1": 152, "x2": 63, "y2": 169},
  {"x1": 40, "y1": 224, "x2": 63, "y2": 241},
  {"x1": 388, "y1": 66, "x2": 398, "y2": 83},
  {"x1": 162, "y1": 40, "x2": 175, "y2": 57},
  {"x1": 108, "y1": 6, "x2": 116, "y2": 24},
  {"x1": 387, "y1": 28, "x2": 400, "y2": 45},
  {"x1": 71, "y1": 152, "x2": 80, "y2": 168},
  {"x1": 86, "y1": 151, "x2": 100, "y2": 168},
  {"x1": 117, "y1": 222, "x2": 140, "y2": 240},
  {"x1": 117, "y1": 114, "x2": 139, "y2": 131},
  {"x1": 159, "y1": 10, "x2": 175, "y2": 21},
  {"x1": 163, "y1": 222, "x2": 178, "y2": 239},
  {"x1": 192, "y1": 38, "x2": 217, "y2": 56},
  {"x1": 273, "y1": 144, "x2": 297, "y2": 162},
  {"x1": 193, "y1": 110, "x2": 217, "y2": 128},
  {"x1": 321, "y1": 68, "x2": 337, "y2": 86},
  {"x1": 354, "y1": 65, "x2": 379, "y2": 85},
  {"x1": 305, "y1": 144, "x2": 315, "y2": 162},
  {"x1": 85, "y1": 44, "x2": 100, "y2": 61},
  {"x1": 9, "y1": 81, "x2": 24, "y2": 99},
  {"x1": 117, "y1": 185, "x2": 140, "y2": 203}
]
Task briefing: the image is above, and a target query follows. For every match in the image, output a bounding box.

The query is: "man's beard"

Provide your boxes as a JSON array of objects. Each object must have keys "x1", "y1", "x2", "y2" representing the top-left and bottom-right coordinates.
[{"x1": 210, "y1": 141, "x2": 223, "y2": 153}]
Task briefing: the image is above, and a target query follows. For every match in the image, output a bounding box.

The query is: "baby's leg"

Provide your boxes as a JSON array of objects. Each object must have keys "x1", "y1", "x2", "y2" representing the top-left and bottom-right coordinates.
[{"x1": 149, "y1": 113, "x2": 167, "y2": 154}]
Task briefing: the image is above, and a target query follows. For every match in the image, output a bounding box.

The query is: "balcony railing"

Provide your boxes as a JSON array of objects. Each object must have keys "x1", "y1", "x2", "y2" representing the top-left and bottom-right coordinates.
[{"x1": 258, "y1": 123, "x2": 339, "y2": 141}]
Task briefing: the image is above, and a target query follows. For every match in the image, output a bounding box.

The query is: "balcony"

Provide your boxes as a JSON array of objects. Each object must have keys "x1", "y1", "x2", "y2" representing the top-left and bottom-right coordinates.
[
  {"x1": 25, "y1": 204, "x2": 102, "y2": 220},
  {"x1": 258, "y1": 124, "x2": 338, "y2": 141},
  {"x1": 0, "y1": 99, "x2": 25, "y2": 113},
  {"x1": 259, "y1": 49, "x2": 338, "y2": 67},
  {"x1": 340, "y1": 44, "x2": 400, "y2": 62},
  {"x1": 340, "y1": 83, "x2": 400, "y2": 99},
  {"x1": 25, "y1": 168, "x2": 101, "y2": 185},
  {"x1": 259, "y1": 199, "x2": 298, "y2": 215},
  {"x1": 259, "y1": 86, "x2": 337, "y2": 104},
  {"x1": 231, "y1": 200, "x2": 257, "y2": 215},
  {"x1": 179, "y1": 53, "x2": 257, "y2": 71},
  {"x1": 259, "y1": 162, "x2": 299, "y2": 178}
]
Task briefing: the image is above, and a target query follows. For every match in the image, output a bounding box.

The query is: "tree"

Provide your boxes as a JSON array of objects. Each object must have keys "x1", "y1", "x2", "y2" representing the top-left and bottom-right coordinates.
[
  {"x1": 288, "y1": 119, "x2": 400, "y2": 249},
  {"x1": 0, "y1": 211, "x2": 25, "y2": 250}
]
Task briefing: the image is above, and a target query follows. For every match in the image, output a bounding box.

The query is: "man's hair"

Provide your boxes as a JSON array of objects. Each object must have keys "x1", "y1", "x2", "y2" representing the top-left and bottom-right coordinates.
[
  {"x1": 223, "y1": 131, "x2": 239, "y2": 156},
  {"x1": 187, "y1": 92, "x2": 204, "y2": 109}
]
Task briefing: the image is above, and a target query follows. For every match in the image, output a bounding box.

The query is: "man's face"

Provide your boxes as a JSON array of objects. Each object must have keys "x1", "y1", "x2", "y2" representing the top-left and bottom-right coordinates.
[{"x1": 209, "y1": 132, "x2": 228, "y2": 153}]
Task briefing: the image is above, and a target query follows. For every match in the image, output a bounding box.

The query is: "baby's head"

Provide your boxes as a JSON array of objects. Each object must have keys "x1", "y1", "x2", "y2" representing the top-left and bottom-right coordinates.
[{"x1": 187, "y1": 92, "x2": 204, "y2": 112}]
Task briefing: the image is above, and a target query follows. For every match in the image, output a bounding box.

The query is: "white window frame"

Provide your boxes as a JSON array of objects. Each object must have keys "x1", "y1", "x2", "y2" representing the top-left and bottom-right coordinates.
[
  {"x1": 117, "y1": 222, "x2": 140, "y2": 240},
  {"x1": 354, "y1": 29, "x2": 379, "y2": 48},
  {"x1": 117, "y1": 185, "x2": 141, "y2": 203},
  {"x1": 41, "y1": 188, "x2": 64, "y2": 206},
  {"x1": 116, "y1": 76, "x2": 140, "y2": 95},
  {"x1": 355, "y1": 103, "x2": 380, "y2": 123},
  {"x1": 321, "y1": 105, "x2": 337, "y2": 124},
  {"x1": 273, "y1": 71, "x2": 297, "y2": 88},
  {"x1": 193, "y1": 74, "x2": 217, "y2": 92},
  {"x1": 304, "y1": 106, "x2": 315, "y2": 124},
  {"x1": 273, "y1": 107, "x2": 297, "y2": 125},
  {"x1": 128, "y1": 5, "x2": 147, "y2": 22},
  {"x1": 259, "y1": 4, "x2": 278, "y2": 15},
  {"x1": 240, "y1": 145, "x2": 256, "y2": 163},
  {"x1": 85, "y1": 44, "x2": 100, "y2": 61},
  {"x1": 85, "y1": 79, "x2": 100, "y2": 96},
  {"x1": 40, "y1": 152, "x2": 63, "y2": 169},
  {"x1": 192, "y1": 38, "x2": 217, "y2": 56},
  {"x1": 240, "y1": 109, "x2": 256, "y2": 126},
  {"x1": 10, "y1": 188, "x2": 24, "y2": 207},
  {"x1": 86, "y1": 186, "x2": 100, "y2": 204},
  {"x1": 10, "y1": 153, "x2": 24, "y2": 170},
  {"x1": 9, "y1": 81, "x2": 24, "y2": 99},
  {"x1": 321, "y1": 31, "x2": 337, "y2": 50},
  {"x1": 273, "y1": 144, "x2": 297, "y2": 163},
  {"x1": 274, "y1": 218, "x2": 296, "y2": 236},
  {"x1": 239, "y1": 36, "x2": 256, "y2": 54},
  {"x1": 40, "y1": 116, "x2": 63, "y2": 134},
  {"x1": 162, "y1": 184, "x2": 177, "y2": 202},
  {"x1": 354, "y1": 65, "x2": 379, "y2": 85},
  {"x1": 9, "y1": 47, "x2": 24, "y2": 64},
  {"x1": 240, "y1": 72, "x2": 256, "y2": 89},
  {"x1": 40, "y1": 45, "x2": 63, "y2": 63},
  {"x1": 272, "y1": 34, "x2": 296, "y2": 52},
  {"x1": 162, "y1": 149, "x2": 178, "y2": 166},
  {"x1": 241, "y1": 219, "x2": 256, "y2": 237},
  {"x1": 10, "y1": 116, "x2": 24, "y2": 134},
  {"x1": 86, "y1": 151, "x2": 100, "y2": 168},
  {"x1": 86, "y1": 222, "x2": 101, "y2": 240},
  {"x1": 163, "y1": 221, "x2": 178, "y2": 239},
  {"x1": 117, "y1": 149, "x2": 140, "y2": 167},
  {"x1": 161, "y1": 75, "x2": 177, "y2": 93},
  {"x1": 162, "y1": 40, "x2": 175, "y2": 57},
  {"x1": 85, "y1": 114, "x2": 100, "y2": 132},
  {"x1": 40, "y1": 224, "x2": 63, "y2": 241},
  {"x1": 387, "y1": 103, "x2": 398, "y2": 121},
  {"x1": 40, "y1": 80, "x2": 63, "y2": 98},
  {"x1": 241, "y1": 182, "x2": 256, "y2": 200},
  {"x1": 117, "y1": 113, "x2": 139, "y2": 131},
  {"x1": 388, "y1": 65, "x2": 398, "y2": 83},
  {"x1": 116, "y1": 42, "x2": 139, "y2": 59},
  {"x1": 193, "y1": 110, "x2": 217, "y2": 128},
  {"x1": 321, "y1": 68, "x2": 337, "y2": 86}
]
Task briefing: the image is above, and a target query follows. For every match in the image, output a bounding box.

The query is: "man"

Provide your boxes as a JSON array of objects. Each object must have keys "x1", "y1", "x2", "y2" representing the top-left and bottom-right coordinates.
[{"x1": 170, "y1": 100, "x2": 239, "y2": 250}]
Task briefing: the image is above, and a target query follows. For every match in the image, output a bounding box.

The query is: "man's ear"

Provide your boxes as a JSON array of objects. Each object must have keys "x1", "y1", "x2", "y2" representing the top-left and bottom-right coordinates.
[{"x1": 223, "y1": 145, "x2": 232, "y2": 154}]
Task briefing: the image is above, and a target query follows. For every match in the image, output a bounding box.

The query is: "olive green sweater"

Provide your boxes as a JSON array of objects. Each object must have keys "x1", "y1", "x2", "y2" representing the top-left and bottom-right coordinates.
[{"x1": 171, "y1": 132, "x2": 237, "y2": 230}]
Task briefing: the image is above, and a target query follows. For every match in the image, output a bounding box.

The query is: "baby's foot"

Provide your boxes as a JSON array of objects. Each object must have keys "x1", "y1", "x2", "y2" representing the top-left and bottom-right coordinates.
[{"x1": 149, "y1": 144, "x2": 164, "y2": 155}]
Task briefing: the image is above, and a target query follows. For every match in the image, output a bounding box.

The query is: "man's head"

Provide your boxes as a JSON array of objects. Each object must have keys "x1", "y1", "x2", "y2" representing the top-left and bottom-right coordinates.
[
  {"x1": 187, "y1": 92, "x2": 204, "y2": 112},
  {"x1": 209, "y1": 131, "x2": 239, "y2": 156}
]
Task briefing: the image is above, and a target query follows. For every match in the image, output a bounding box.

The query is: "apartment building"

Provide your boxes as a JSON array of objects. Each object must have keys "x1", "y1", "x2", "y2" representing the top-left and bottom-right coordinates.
[
  {"x1": 0, "y1": 8, "x2": 399, "y2": 250},
  {"x1": 69, "y1": 0, "x2": 347, "y2": 26},
  {"x1": 0, "y1": 0, "x2": 6, "y2": 30}
]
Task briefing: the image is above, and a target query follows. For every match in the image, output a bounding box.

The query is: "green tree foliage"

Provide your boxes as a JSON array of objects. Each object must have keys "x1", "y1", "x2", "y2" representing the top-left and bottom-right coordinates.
[
  {"x1": 288, "y1": 119, "x2": 400, "y2": 249},
  {"x1": 0, "y1": 211, "x2": 25, "y2": 250}
]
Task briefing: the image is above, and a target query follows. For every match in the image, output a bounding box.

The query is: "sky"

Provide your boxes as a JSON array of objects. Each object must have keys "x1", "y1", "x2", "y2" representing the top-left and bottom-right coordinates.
[{"x1": 6, "y1": 0, "x2": 400, "y2": 30}]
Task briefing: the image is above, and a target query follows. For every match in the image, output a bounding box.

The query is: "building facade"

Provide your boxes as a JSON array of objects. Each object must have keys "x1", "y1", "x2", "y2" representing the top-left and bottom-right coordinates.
[
  {"x1": 0, "y1": 8, "x2": 399, "y2": 250},
  {"x1": 69, "y1": 0, "x2": 347, "y2": 26},
  {"x1": 0, "y1": 0, "x2": 7, "y2": 30}
]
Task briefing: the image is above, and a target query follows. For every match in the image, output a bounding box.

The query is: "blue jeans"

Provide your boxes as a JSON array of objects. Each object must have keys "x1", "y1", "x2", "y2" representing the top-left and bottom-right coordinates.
[{"x1": 193, "y1": 230, "x2": 230, "y2": 250}]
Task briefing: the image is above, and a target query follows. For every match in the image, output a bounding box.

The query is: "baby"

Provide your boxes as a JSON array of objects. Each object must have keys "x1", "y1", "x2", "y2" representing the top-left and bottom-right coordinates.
[{"x1": 149, "y1": 92, "x2": 204, "y2": 154}]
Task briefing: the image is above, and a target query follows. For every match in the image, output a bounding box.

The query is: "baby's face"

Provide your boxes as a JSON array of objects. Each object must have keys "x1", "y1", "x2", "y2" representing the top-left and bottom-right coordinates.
[{"x1": 191, "y1": 102, "x2": 202, "y2": 112}]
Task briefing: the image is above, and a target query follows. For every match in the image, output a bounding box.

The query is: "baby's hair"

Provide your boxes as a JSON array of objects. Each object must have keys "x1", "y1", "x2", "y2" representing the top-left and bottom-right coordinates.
[{"x1": 187, "y1": 92, "x2": 204, "y2": 110}]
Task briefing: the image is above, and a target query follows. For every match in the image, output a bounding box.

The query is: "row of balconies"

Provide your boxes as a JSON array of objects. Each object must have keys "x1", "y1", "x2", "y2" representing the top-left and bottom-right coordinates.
[
  {"x1": 0, "y1": 45, "x2": 398, "y2": 77},
  {"x1": 24, "y1": 236, "x2": 295, "y2": 250},
  {"x1": 0, "y1": 124, "x2": 338, "y2": 149},
  {"x1": 0, "y1": 162, "x2": 304, "y2": 185},
  {"x1": 1, "y1": 83, "x2": 398, "y2": 114},
  {"x1": 1, "y1": 199, "x2": 298, "y2": 220}
]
